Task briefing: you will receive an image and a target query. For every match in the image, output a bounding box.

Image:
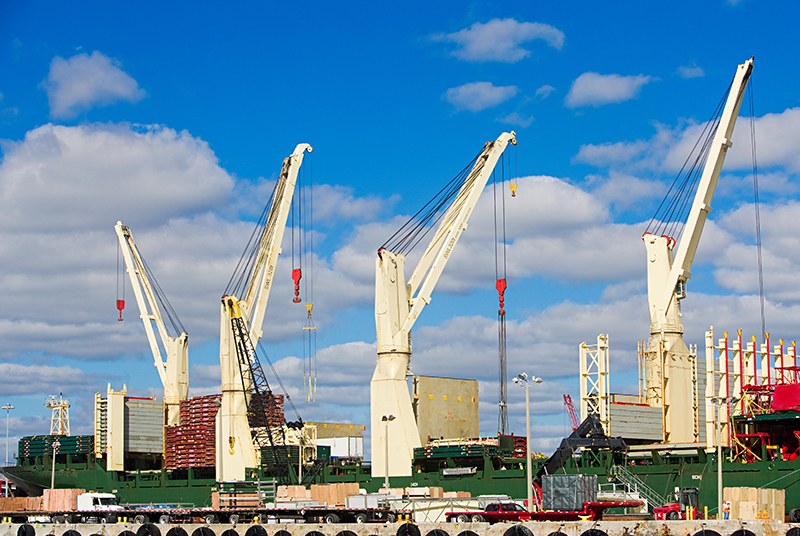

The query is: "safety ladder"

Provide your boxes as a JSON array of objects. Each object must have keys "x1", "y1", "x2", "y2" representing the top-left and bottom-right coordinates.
[{"x1": 609, "y1": 465, "x2": 666, "y2": 511}]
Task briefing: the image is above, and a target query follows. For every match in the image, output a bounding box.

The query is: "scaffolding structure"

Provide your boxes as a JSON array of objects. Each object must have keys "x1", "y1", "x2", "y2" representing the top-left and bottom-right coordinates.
[
  {"x1": 579, "y1": 334, "x2": 609, "y2": 432},
  {"x1": 45, "y1": 394, "x2": 70, "y2": 436}
]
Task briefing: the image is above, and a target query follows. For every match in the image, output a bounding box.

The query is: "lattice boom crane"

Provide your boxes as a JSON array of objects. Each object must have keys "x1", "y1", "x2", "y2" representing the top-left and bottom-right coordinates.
[{"x1": 217, "y1": 143, "x2": 311, "y2": 482}]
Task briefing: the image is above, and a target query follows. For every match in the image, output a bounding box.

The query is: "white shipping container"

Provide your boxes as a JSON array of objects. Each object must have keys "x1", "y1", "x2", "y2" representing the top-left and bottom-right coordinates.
[{"x1": 317, "y1": 436, "x2": 363, "y2": 458}]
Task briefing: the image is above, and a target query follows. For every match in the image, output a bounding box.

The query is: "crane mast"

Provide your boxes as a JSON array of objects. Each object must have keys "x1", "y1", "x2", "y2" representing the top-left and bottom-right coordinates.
[
  {"x1": 217, "y1": 143, "x2": 312, "y2": 482},
  {"x1": 115, "y1": 222, "x2": 189, "y2": 426},
  {"x1": 372, "y1": 132, "x2": 516, "y2": 479},
  {"x1": 643, "y1": 58, "x2": 753, "y2": 442}
]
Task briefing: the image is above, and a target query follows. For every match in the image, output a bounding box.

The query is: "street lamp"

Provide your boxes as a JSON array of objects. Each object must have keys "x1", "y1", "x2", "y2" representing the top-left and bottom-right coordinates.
[
  {"x1": 50, "y1": 438, "x2": 61, "y2": 490},
  {"x1": 710, "y1": 396, "x2": 739, "y2": 518},
  {"x1": 381, "y1": 414, "x2": 396, "y2": 491},
  {"x1": 2, "y1": 404, "x2": 13, "y2": 498},
  {"x1": 513, "y1": 373, "x2": 543, "y2": 512}
]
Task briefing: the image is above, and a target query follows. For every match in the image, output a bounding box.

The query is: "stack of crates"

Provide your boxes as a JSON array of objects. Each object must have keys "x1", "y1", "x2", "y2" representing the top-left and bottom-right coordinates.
[
  {"x1": 18, "y1": 435, "x2": 93, "y2": 459},
  {"x1": 164, "y1": 395, "x2": 220, "y2": 469}
]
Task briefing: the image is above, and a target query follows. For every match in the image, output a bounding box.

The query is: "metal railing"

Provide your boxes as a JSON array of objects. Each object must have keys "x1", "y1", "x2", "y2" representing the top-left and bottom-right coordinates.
[{"x1": 609, "y1": 465, "x2": 665, "y2": 511}]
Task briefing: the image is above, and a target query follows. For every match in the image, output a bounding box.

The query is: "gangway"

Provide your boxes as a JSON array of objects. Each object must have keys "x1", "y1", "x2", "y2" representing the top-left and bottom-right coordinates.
[{"x1": 609, "y1": 464, "x2": 666, "y2": 511}]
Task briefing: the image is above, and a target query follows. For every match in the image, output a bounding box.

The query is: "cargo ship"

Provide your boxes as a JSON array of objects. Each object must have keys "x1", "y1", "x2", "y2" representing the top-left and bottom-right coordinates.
[{"x1": 5, "y1": 57, "x2": 800, "y2": 519}]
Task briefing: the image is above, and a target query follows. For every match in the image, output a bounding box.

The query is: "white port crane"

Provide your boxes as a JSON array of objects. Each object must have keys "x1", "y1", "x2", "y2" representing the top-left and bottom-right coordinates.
[
  {"x1": 217, "y1": 143, "x2": 312, "y2": 482},
  {"x1": 372, "y1": 132, "x2": 516, "y2": 478},
  {"x1": 115, "y1": 221, "x2": 189, "y2": 426},
  {"x1": 643, "y1": 58, "x2": 753, "y2": 442}
]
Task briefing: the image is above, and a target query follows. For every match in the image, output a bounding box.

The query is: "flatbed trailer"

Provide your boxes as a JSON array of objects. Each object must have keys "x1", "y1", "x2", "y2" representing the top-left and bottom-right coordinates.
[
  {"x1": 446, "y1": 501, "x2": 642, "y2": 523},
  {"x1": 0, "y1": 506, "x2": 395, "y2": 525}
]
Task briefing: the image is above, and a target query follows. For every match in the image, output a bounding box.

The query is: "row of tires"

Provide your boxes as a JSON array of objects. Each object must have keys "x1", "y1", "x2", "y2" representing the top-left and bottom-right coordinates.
[
  {"x1": 12, "y1": 524, "x2": 800, "y2": 536},
  {"x1": 45, "y1": 513, "x2": 377, "y2": 526}
]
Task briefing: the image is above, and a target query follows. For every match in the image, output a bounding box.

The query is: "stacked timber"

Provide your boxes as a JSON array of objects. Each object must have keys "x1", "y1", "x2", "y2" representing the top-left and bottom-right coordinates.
[
  {"x1": 164, "y1": 395, "x2": 221, "y2": 469},
  {"x1": 310, "y1": 483, "x2": 359, "y2": 506},
  {"x1": 723, "y1": 487, "x2": 785, "y2": 521},
  {"x1": 0, "y1": 497, "x2": 43, "y2": 512},
  {"x1": 406, "y1": 486, "x2": 444, "y2": 498},
  {"x1": 443, "y1": 491, "x2": 472, "y2": 498},
  {"x1": 43, "y1": 488, "x2": 85, "y2": 511},
  {"x1": 277, "y1": 485, "x2": 312, "y2": 502}
]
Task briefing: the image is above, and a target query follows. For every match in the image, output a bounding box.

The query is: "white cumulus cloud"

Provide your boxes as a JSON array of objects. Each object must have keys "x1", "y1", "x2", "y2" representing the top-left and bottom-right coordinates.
[
  {"x1": 496, "y1": 112, "x2": 533, "y2": 128},
  {"x1": 432, "y1": 18, "x2": 564, "y2": 63},
  {"x1": 678, "y1": 63, "x2": 705, "y2": 79},
  {"x1": 41, "y1": 51, "x2": 147, "y2": 118},
  {"x1": 576, "y1": 108, "x2": 800, "y2": 175},
  {"x1": 565, "y1": 72, "x2": 654, "y2": 108},
  {"x1": 535, "y1": 84, "x2": 556, "y2": 99},
  {"x1": 444, "y1": 82, "x2": 518, "y2": 112}
]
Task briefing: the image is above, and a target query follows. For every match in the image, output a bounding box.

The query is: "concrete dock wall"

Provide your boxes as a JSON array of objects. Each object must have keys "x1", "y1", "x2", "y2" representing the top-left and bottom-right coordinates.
[{"x1": 2, "y1": 520, "x2": 800, "y2": 536}]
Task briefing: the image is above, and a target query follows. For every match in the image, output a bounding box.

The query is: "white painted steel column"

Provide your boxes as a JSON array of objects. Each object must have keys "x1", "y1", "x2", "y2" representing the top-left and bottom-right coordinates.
[
  {"x1": 382, "y1": 414, "x2": 395, "y2": 490},
  {"x1": 2, "y1": 404, "x2": 13, "y2": 498},
  {"x1": 514, "y1": 373, "x2": 542, "y2": 512},
  {"x1": 525, "y1": 383, "x2": 532, "y2": 512},
  {"x1": 711, "y1": 396, "x2": 738, "y2": 518}
]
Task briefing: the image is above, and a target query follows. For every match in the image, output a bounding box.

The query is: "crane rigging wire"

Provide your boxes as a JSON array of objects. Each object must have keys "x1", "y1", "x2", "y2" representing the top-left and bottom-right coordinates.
[
  {"x1": 748, "y1": 81, "x2": 767, "y2": 342},
  {"x1": 495, "y1": 149, "x2": 513, "y2": 435},
  {"x1": 380, "y1": 150, "x2": 484, "y2": 255},
  {"x1": 139, "y1": 254, "x2": 186, "y2": 337},
  {"x1": 298, "y1": 154, "x2": 317, "y2": 403},
  {"x1": 224, "y1": 182, "x2": 280, "y2": 298},
  {"x1": 115, "y1": 234, "x2": 185, "y2": 336},
  {"x1": 116, "y1": 240, "x2": 125, "y2": 321},
  {"x1": 645, "y1": 80, "x2": 732, "y2": 241}
]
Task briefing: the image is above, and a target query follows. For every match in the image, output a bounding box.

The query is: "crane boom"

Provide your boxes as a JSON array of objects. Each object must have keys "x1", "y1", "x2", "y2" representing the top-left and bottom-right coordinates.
[
  {"x1": 217, "y1": 143, "x2": 311, "y2": 482},
  {"x1": 115, "y1": 221, "x2": 188, "y2": 426},
  {"x1": 656, "y1": 58, "x2": 754, "y2": 324},
  {"x1": 643, "y1": 58, "x2": 753, "y2": 443},
  {"x1": 242, "y1": 143, "x2": 313, "y2": 343},
  {"x1": 372, "y1": 132, "x2": 516, "y2": 479}
]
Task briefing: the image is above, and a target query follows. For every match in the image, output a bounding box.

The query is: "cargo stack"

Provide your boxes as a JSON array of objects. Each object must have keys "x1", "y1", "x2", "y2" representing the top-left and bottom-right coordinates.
[
  {"x1": 164, "y1": 395, "x2": 221, "y2": 469},
  {"x1": 723, "y1": 487, "x2": 785, "y2": 521},
  {"x1": 248, "y1": 393, "x2": 285, "y2": 427},
  {"x1": 542, "y1": 474, "x2": 598, "y2": 511},
  {"x1": 42, "y1": 488, "x2": 85, "y2": 511},
  {"x1": 18, "y1": 435, "x2": 93, "y2": 459}
]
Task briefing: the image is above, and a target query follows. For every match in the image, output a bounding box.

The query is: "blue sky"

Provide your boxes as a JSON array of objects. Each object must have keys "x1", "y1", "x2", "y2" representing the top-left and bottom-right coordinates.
[{"x1": 3, "y1": 0, "x2": 800, "y2": 460}]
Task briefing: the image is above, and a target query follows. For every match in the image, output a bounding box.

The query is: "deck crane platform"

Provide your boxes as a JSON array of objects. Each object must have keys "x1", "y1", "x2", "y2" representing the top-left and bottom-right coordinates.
[
  {"x1": 642, "y1": 58, "x2": 753, "y2": 442},
  {"x1": 372, "y1": 132, "x2": 516, "y2": 479},
  {"x1": 217, "y1": 143, "x2": 312, "y2": 483},
  {"x1": 115, "y1": 221, "x2": 188, "y2": 426}
]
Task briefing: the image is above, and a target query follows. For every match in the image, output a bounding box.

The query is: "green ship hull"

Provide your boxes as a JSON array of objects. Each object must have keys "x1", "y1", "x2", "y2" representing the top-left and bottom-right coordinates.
[{"x1": 5, "y1": 442, "x2": 800, "y2": 516}]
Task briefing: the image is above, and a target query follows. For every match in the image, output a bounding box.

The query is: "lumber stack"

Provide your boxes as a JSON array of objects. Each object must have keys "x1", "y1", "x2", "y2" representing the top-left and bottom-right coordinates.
[
  {"x1": 310, "y1": 483, "x2": 359, "y2": 506},
  {"x1": 43, "y1": 488, "x2": 85, "y2": 511},
  {"x1": 0, "y1": 497, "x2": 43, "y2": 512},
  {"x1": 406, "y1": 486, "x2": 444, "y2": 498},
  {"x1": 277, "y1": 485, "x2": 312, "y2": 501},
  {"x1": 723, "y1": 487, "x2": 785, "y2": 521}
]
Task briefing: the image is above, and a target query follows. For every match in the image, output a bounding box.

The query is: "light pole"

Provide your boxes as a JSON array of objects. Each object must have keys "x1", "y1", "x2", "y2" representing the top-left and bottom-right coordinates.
[
  {"x1": 50, "y1": 438, "x2": 60, "y2": 490},
  {"x1": 381, "y1": 414, "x2": 395, "y2": 491},
  {"x1": 711, "y1": 396, "x2": 738, "y2": 519},
  {"x1": 513, "y1": 373, "x2": 543, "y2": 512},
  {"x1": 2, "y1": 404, "x2": 13, "y2": 498}
]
